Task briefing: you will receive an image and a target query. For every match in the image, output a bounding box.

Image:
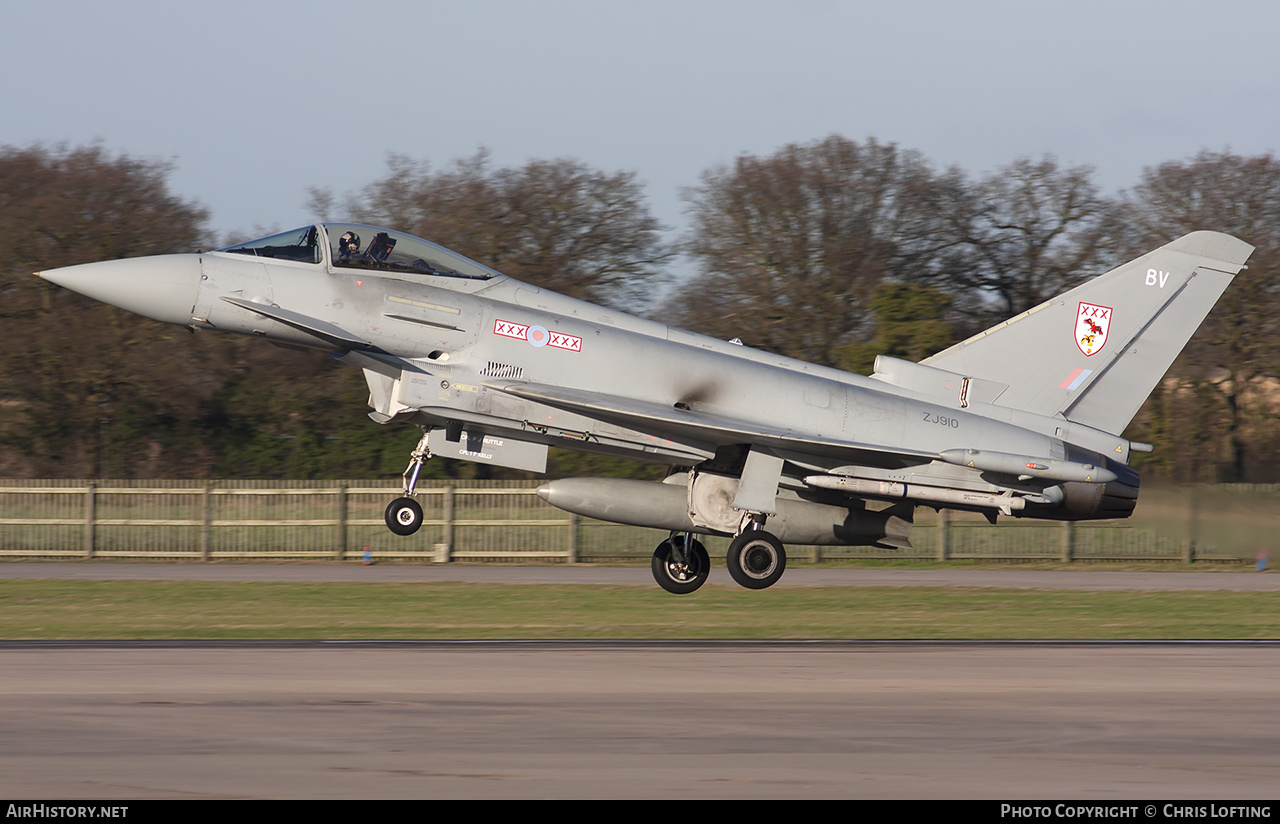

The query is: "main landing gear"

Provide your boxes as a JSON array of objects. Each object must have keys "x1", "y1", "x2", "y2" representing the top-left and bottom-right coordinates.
[
  {"x1": 650, "y1": 521, "x2": 788, "y2": 594},
  {"x1": 385, "y1": 429, "x2": 430, "y2": 536},
  {"x1": 725, "y1": 528, "x2": 786, "y2": 589},
  {"x1": 651, "y1": 533, "x2": 711, "y2": 594}
]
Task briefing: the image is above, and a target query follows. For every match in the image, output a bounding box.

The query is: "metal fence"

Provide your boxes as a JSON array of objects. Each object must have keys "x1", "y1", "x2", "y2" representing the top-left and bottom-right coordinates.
[{"x1": 0, "y1": 479, "x2": 1263, "y2": 563}]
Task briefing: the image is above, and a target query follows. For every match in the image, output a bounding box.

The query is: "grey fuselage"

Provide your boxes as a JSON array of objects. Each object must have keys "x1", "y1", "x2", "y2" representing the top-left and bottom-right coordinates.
[
  {"x1": 183, "y1": 230, "x2": 1131, "y2": 523},
  {"x1": 53, "y1": 221, "x2": 1252, "y2": 539}
]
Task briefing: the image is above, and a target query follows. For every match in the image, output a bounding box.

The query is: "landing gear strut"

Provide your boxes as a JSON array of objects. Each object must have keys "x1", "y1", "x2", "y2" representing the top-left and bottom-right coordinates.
[
  {"x1": 651, "y1": 533, "x2": 710, "y2": 595},
  {"x1": 385, "y1": 429, "x2": 430, "y2": 536}
]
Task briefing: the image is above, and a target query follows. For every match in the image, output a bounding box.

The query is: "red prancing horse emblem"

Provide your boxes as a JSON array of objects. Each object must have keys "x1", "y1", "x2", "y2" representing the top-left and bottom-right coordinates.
[{"x1": 1075, "y1": 302, "x2": 1112, "y2": 357}]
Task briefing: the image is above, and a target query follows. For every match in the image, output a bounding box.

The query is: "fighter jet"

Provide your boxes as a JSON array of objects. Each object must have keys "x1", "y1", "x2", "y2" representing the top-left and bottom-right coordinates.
[{"x1": 37, "y1": 223, "x2": 1252, "y2": 593}]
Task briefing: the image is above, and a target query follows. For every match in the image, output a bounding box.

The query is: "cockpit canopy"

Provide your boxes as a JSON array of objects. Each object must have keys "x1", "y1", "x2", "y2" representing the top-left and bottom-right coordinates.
[
  {"x1": 218, "y1": 223, "x2": 501, "y2": 280},
  {"x1": 220, "y1": 225, "x2": 323, "y2": 263}
]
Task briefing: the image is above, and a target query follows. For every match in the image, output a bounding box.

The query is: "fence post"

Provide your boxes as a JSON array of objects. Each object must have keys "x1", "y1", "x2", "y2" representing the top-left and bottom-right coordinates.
[
  {"x1": 83, "y1": 483, "x2": 96, "y2": 560},
  {"x1": 1185, "y1": 484, "x2": 1197, "y2": 564},
  {"x1": 201, "y1": 484, "x2": 212, "y2": 562},
  {"x1": 568, "y1": 512, "x2": 579, "y2": 564},
  {"x1": 936, "y1": 509, "x2": 950, "y2": 561},
  {"x1": 335, "y1": 485, "x2": 348, "y2": 561},
  {"x1": 1060, "y1": 520, "x2": 1075, "y2": 563},
  {"x1": 441, "y1": 485, "x2": 455, "y2": 562}
]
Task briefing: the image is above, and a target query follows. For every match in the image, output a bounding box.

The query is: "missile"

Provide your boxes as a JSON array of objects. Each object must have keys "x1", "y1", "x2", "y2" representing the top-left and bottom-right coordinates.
[
  {"x1": 537, "y1": 477, "x2": 913, "y2": 547},
  {"x1": 802, "y1": 474, "x2": 1064, "y2": 516},
  {"x1": 938, "y1": 448, "x2": 1117, "y2": 483}
]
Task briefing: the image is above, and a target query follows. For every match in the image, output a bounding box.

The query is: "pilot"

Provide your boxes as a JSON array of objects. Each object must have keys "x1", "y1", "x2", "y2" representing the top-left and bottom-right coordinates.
[{"x1": 337, "y1": 230, "x2": 362, "y2": 261}]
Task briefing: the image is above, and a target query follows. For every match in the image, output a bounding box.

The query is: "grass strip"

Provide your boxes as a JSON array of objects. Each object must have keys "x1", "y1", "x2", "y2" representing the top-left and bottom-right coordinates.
[{"x1": 0, "y1": 579, "x2": 1276, "y2": 639}]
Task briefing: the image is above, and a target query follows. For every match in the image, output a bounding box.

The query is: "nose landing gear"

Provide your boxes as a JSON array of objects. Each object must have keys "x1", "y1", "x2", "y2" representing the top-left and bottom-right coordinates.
[
  {"x1": 385, "y1": 429, "x2": 431, "y2": 536},
  {"x1": 385, "y1": 497, "x2": 424, "y2": 536}
]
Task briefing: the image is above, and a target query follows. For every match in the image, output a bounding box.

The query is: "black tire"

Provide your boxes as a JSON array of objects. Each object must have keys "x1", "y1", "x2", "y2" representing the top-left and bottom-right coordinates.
[
  {"x1": 385, "y1": 497, "x2": 424, "y2": 536},
  {"x1": 651, "y1": 536, "x2": 710, "y2": 595},
  {"x1": 725, "y1": 530, "x2": 786, "y2": 589}
]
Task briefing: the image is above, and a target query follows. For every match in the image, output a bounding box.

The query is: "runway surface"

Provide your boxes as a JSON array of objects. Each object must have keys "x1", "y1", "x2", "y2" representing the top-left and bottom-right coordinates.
[
  {"x1": 2, "y1": 641, "x2": 1278, "y2": 799},
  {"x1": 3, "y1": 565, "x2": 1277, "y2": 799}
]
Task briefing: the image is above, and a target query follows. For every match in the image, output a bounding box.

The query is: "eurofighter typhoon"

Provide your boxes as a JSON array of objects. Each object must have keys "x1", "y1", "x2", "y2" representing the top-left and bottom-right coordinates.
[{"x1": 38, "y1": 223, "x2": 1252, "y2": 592}]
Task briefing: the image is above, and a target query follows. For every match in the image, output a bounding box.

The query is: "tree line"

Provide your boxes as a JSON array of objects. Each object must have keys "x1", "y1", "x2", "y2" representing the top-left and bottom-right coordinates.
[{"x1": 2, "y1": 139, "x2": 1277, "y2": 482}]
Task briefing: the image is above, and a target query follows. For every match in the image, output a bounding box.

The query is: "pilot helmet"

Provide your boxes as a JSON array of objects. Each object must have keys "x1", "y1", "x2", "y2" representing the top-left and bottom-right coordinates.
[{"x1": 339, "y1": 231, "x2": 361, "y2": 256}]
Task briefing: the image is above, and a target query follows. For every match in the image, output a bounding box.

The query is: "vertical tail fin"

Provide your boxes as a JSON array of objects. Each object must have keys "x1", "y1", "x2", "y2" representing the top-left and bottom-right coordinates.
[{"x1": 921, "y1": 231, "x2": 1253, "y2": 435}]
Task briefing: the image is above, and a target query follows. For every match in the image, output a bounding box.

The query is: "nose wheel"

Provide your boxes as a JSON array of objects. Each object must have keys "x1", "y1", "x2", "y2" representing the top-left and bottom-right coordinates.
[
  {"x1": 385, "y1": 429, "x2": 431, "y2": 536},
  {"x1": 385, "y1": 497, "x2": 424, "y2": 535}
]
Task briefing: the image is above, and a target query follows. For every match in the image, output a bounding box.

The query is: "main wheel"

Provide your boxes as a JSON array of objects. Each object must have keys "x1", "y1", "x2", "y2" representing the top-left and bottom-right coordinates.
[
  {"x1": 725, "y1": 530, "x2": 786, "y2": 589},
  {"x1": 385, "y1": 497, "x2": 424, "y2": 536},
  {"x1": 651, "y1": 535, "x2": 710, "y2": 595}
]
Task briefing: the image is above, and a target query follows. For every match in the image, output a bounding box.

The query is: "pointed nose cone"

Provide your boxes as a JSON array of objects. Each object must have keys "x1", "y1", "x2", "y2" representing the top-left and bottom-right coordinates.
[{"x1": 37, "y1": 254, "x2": 202, "y2": 326}]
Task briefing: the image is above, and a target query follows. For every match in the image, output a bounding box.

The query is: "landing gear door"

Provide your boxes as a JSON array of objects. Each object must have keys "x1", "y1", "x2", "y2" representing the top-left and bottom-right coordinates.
[{"x1": 731, "y1": 447, "x2": 784, "y2": 515}]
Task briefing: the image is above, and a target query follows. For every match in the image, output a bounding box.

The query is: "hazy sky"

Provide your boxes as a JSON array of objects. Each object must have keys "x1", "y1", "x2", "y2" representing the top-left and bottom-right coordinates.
[{"x1": 6, "y1": 0, "x2": 1279, "y2": 244}]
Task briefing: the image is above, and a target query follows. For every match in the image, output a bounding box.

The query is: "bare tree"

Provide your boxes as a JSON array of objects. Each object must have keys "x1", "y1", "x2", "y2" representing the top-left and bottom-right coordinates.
[
  {"x1": 930, "y1": 157, "x2": 1121, "y2": 323},
  {"x1": 1125, "y1": 150, "x2": 1280, "y2": 481},
  {"x1": 0, "y1": 144, "x2": 211, "y2": 301},
  {"x1": 669, "y1": 136, "x2": 950, "y2": 367},
  {"x1": 348, "y1": 150, "x2": 674, "y2": 310},
  {"x1": 0, "y1": 144, "x2": 210, "y2": 477}
]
